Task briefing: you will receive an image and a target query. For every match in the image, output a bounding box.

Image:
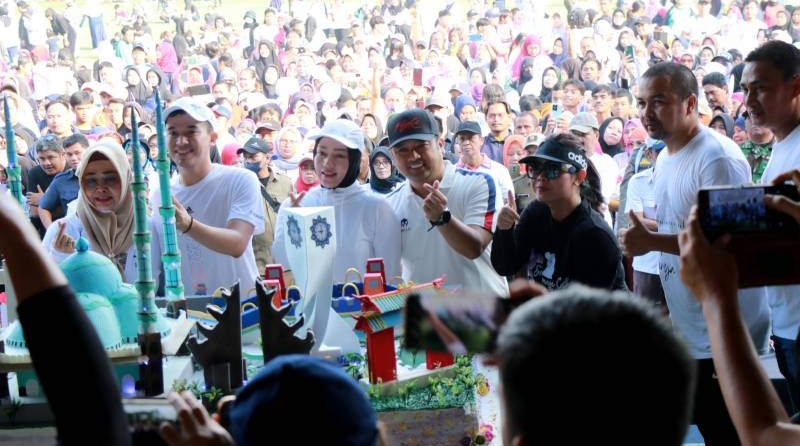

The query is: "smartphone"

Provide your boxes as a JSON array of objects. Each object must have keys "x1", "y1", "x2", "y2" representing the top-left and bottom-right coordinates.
[
  {"x1": 413, "y1": 67, "x2": 423, "y2": 87},
  {"x1": 509, "y1": 164, "x2": 520, "y2": 177},
  {"x1": 698, "y1": 184, "x2": 800, "y2": 241},
  {"x1": 469, "y1": 34, "x2": 483, "y2": 42},
  {"x1": 550, "y1": 103, "x2": 563, "y2": 122},
  {"x1": 404, "y1": 289, "x2": 532, "y2": 354},
  {"x1": 653, "y1": 31, "x2": 669, "y2": 46},
  {"x1": 625, "y1": 45, "x2": 634, "y2": 59},
  {"x1": 697, "y1": 184, "x2": 800, "y2": 288}
]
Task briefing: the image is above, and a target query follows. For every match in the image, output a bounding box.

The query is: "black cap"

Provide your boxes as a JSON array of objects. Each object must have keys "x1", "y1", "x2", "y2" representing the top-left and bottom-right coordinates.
[
  {"x1": 386, "y1": 109, "x2": 439, "y2": 148},
  {"x1": 454, "y1": 120, "x2": 482, "y2": 137},
  {"x1": 237, "y1": 137, "x2": 271, "y2": 155},
  {"x1": 519, "y1": 137, "x2": 588, "y2": 171}
]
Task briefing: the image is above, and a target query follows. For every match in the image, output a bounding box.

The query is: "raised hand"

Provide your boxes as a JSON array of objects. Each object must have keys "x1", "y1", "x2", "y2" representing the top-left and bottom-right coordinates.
[
  {"x1": 158, "y1": 391, "x2": 234, "y2": 446},
  {"x1": 619, "y1": 210, "x2": 653, "y2": 257},
  {"x1": 52, "y1": 219, "x2": 76, "y2": 254},
  {"x1": 172, "y1": 196, "x2": 192, "y2": 233},
  {"x1": 26, "y1": 184, "x2": 43, "y2": 206},
  {"x1": 422, "y1": 180, "x2": 449, "y2": 222},
  {"x1": 288, "y1": 191, "x2": 306, "y2": 208},
  {"x1": 497, "y1": 190, "x2": 520, "y2": 231}
]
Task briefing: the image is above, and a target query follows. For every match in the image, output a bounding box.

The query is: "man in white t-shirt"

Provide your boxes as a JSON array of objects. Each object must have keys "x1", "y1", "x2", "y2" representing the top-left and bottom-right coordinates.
[
  {"x1": 741, "y1": 41, "x2": 800, "y2": 414},
  {"x1": 385, "y1": 109, "x2": 508, "y2": 296},
  {"x1": 624, "y1": 145, "x2": 667, "y2": 314},
  {"x1": 453, "y1": 120, "x2": 514, "y2": 204},
  {"x1": 621, "y1": 62, "x2": 770, "y2": 445},
  {"x1": 150, "y1": 97, "x2": 265, "y2": 295}
]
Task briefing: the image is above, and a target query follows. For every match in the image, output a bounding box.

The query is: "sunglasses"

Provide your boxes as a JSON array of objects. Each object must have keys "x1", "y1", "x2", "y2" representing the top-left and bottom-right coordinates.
[{"x1": 525, "y1": 161, "x2": 576, "y2": 180}]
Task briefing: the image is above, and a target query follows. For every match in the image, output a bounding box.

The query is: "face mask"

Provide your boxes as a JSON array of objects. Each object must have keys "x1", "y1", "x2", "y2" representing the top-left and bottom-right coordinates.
[{"x1": 244, "y1": 161, "x2": 261, "y2": 174}]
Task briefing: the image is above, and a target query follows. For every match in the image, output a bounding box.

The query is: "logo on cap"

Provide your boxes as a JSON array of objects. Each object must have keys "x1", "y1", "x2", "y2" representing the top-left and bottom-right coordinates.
[
  {"x1": 568, "y1": 151, "x2": 588, "y2": 169},
  {"x1": 395, "y1": 118, "x2": 421, "y2": 134}
]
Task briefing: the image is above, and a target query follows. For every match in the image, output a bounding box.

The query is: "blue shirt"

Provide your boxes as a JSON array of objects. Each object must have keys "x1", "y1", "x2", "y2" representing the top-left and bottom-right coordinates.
[
  {"x1": 481, "y1": 132, "x2": 508, "y2": 164},
  {"x1": 39, "y1": 169, "x2": 79, "y2": 214}
]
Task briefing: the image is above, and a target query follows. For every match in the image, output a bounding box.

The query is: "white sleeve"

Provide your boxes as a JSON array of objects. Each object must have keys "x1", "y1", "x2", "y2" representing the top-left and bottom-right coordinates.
[
  {"x1": 228, "y1": 170, "x2": 265, "y2": 235},
  {"x1": 461, "y1": 172, "x2": 502, "y2": 232},
  {"x1": 625, "y1": 177, "x2": 644, "y2": 213},
  {"x1": 41, "y1": 216, "x2": 81, "y2": 264}
]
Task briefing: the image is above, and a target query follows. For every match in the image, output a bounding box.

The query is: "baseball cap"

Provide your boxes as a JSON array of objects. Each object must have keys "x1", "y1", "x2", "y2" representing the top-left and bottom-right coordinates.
[
  {"x1": 229, "y1": 355, "x2": 378, "y2": 446},
  {"x1": 237, "y1": 137, "x2": 271, "y2": 155},
  {"x1": 519, "y1": 137, "x2": 589, "y2": 171},
  {"x1": 454, "y1": 120, "x2": 482, "y2": 137},
  {"x1": 211, "y1": 103, "x2": 232, "y2": 120},
  {"x1": 449, "y1": 82, "x2": 470, "y2": 95},
  {"x1": 164, "y1": 96, "x2": 217, "y2": 131},
  {"x1": 308, "y1": 119, "x2": 365, "y2": 151},
  {"x1": 386, "y1": 109, "x2": 439, "y2": 148},
  {"x1": 569, "y1": 112, "x2": 599, "y2": 134},
  {"x1": 524, "y1": 133, "x2": 546, "y2": 149},
  {"x1": 424, "y1": 93, "x2": 451, "y2": 110},
  {"x1": 255, "y1": 120, "x2": 281, "y2": 133}
]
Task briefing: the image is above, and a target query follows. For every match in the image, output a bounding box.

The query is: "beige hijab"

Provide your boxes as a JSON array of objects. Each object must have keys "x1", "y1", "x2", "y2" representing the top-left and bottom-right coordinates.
[{"x1": 75, "y1": 142, "x2": 134, "y2": 275}]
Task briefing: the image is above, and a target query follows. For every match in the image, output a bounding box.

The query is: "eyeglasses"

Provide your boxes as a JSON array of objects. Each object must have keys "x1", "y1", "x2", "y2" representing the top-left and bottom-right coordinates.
[
  {"x1": 525, "y1": 161, "x2": 576, "y2": 180},
  {"x1": 83, "y1": 175, "x2": 120, "y2": 189},
  {"x1": 373, "y1": 160, "x2": 391, "y2": 168}
]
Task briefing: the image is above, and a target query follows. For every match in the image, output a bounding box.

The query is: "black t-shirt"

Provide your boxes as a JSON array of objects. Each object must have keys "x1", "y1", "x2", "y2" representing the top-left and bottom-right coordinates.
[
  {"x1": 492, "y1": 200, "x2": 626, "y2": 291},
  {"x1": 26, "y1": 165, "x2": 57, "y2": 195}
]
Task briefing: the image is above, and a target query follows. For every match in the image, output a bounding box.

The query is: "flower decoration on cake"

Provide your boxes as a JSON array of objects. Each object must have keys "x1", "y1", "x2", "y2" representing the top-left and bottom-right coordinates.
[
  {"x1": 310, "y1": 215, "x2": 332, "y2": 248},
  {"x1": 287, "y1": 215, "x2": 302, "y2": 248}
]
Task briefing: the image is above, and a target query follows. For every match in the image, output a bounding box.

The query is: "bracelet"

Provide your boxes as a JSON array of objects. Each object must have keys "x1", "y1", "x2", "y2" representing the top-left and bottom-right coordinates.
[{"x1": 183, "y1": 216, "x2": 194, "y2": 234}]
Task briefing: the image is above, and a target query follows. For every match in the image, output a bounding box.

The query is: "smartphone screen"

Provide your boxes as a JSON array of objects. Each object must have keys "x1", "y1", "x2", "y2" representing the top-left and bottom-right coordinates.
[
  {"x1": 625, "y1": 45, "x2": 634, "y2": 59},
  {"x1": 413, "y1": 68, "x2": 423, "y2": 87},
  {"x1": 404, "y1": 290, "x2": 530, "y2": 354},
  {"x1": 698, "y1": 184, "x2": 800, "y2": 240},
  {"x1": 550, "y1": 103, "x2": 563, "y2": 122},
  {"x1": 654, "y1": 31, "x2": 668, "y2": 46}
]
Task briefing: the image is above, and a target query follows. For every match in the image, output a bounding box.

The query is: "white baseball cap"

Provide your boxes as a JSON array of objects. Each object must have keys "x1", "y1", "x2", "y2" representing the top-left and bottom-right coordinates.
[
  {"x1": 164, "y1": 96, "x2": 217, "y2": 131},
  {"x1": 308, "y1": 119, "x2": 364, "y2": 151}
]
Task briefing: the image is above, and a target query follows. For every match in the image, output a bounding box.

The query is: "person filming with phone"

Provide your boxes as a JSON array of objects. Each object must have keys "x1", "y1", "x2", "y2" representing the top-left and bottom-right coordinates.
[{"x1": 491, "y1": 133, "x2": 626, "y2": 291}]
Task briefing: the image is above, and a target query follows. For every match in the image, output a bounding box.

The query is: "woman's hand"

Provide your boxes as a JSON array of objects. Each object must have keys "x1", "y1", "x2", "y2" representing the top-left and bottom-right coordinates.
[
  {"x1": 52, "y1": 220, "x2": 76, "y2": 254},
  {"x1": 496, "y1": 190, "x2": 520, "y2": 231}
]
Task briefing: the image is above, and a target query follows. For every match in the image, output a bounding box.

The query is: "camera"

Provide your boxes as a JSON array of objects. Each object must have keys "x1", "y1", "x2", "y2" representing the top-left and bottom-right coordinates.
[{"x1": 697, "y1": 184, "x2": 800, "y2": 288}]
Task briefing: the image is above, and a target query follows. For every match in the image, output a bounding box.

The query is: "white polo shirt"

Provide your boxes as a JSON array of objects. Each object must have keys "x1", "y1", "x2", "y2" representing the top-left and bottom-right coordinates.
[
  {"x1": 456, "y1": 153, "x2": 515, "y2": 204},
  {"x1": 386, "y1": 161, "x2": 509, "y2": 296}
]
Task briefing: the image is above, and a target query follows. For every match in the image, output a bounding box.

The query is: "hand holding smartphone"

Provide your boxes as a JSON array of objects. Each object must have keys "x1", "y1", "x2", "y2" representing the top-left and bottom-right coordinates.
[{"x1": 697, "y1": 184, "x2": 800, "y2": 288}]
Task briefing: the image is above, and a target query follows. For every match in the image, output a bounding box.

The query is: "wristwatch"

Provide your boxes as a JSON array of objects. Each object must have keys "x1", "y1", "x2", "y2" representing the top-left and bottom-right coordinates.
[{"x1": 428, "y1": 208, "x2": 451, "y2": 231}]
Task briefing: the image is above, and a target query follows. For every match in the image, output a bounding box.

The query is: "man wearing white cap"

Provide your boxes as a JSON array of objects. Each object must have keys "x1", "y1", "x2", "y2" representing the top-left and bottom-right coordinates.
[
  {"x1": 150, "y1": 96, "x2": 265, "y2": 295},
  {"x1": 272, "y1": 119, "x2": 401, "y2": 282}
]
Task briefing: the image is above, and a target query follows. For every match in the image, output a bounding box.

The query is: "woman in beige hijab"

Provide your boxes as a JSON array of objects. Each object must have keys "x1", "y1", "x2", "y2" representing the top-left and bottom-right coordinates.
[{"x1": 42, "y1": 142, "x2": 135, "y2": 280}]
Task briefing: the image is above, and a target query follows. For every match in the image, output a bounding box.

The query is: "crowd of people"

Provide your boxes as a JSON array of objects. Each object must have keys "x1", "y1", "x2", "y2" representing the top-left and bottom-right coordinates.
[{"x1": 4, "y1": 0, "x2": 800, "y2": 444}]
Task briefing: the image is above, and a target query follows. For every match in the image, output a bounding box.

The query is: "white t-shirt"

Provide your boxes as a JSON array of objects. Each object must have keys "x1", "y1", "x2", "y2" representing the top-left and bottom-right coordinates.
[
  {"x1": 625, "y1": 168, "x2": 659, "y2": 275},
  {"x1": 272, "y1": 181, "x2": 402, "y2": 283},
  {"x1": 386, "y1": 162, "x2": 508, "y2": 296},
  {"x1": 654, "y1": 126, "x2": 770, "y2": 358},
  {"x1": 761, "y1": 124, "x2": 800, "y2": 340},
  {"x1": 150, "y1": 164, "x2": 265, "y2": 295}
]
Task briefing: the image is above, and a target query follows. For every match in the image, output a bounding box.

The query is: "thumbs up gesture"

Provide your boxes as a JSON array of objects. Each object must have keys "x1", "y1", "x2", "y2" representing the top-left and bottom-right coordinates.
[
  {"x1": 619, "y1": 210, "x2": 653, "y2": 257},
  {"x1": 497, "y1": 190, "x2": 520, "y2": 231}
]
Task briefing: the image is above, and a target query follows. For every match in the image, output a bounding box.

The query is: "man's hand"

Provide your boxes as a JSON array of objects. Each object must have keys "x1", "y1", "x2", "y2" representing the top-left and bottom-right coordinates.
[
  {"x1": 497, "y1": 190, "x2": 519, "y2": 231},
  {"x1": 766, "y1": 169, "x2": 800, "y2": 224},
  {"x1": 172, "y1": 196, "x2": 192, "y2": 233},
  {"x1": 26, "y1": 184, "x2": 43, "y2": 206},
  {"x1": 158, "y1": 391, "x2": 234, "y2": 446},
  {"x1": 619, "y1": 210, "x2": 653, "y2": 257},
  {"x1": 52, "y1": 220, "x2": 76, "y2": 254},
  {"x1": 678, "y1": 206, "x2": 738, "y2": 303},
  {"x1": 422, "y1": 180, "x2": 449, "y2": 222}
]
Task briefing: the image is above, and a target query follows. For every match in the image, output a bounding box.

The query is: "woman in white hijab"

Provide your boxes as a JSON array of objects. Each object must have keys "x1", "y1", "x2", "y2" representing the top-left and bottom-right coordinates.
[{"x1": 42, "y1": 141, "x2": 136, "y2": 281}]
